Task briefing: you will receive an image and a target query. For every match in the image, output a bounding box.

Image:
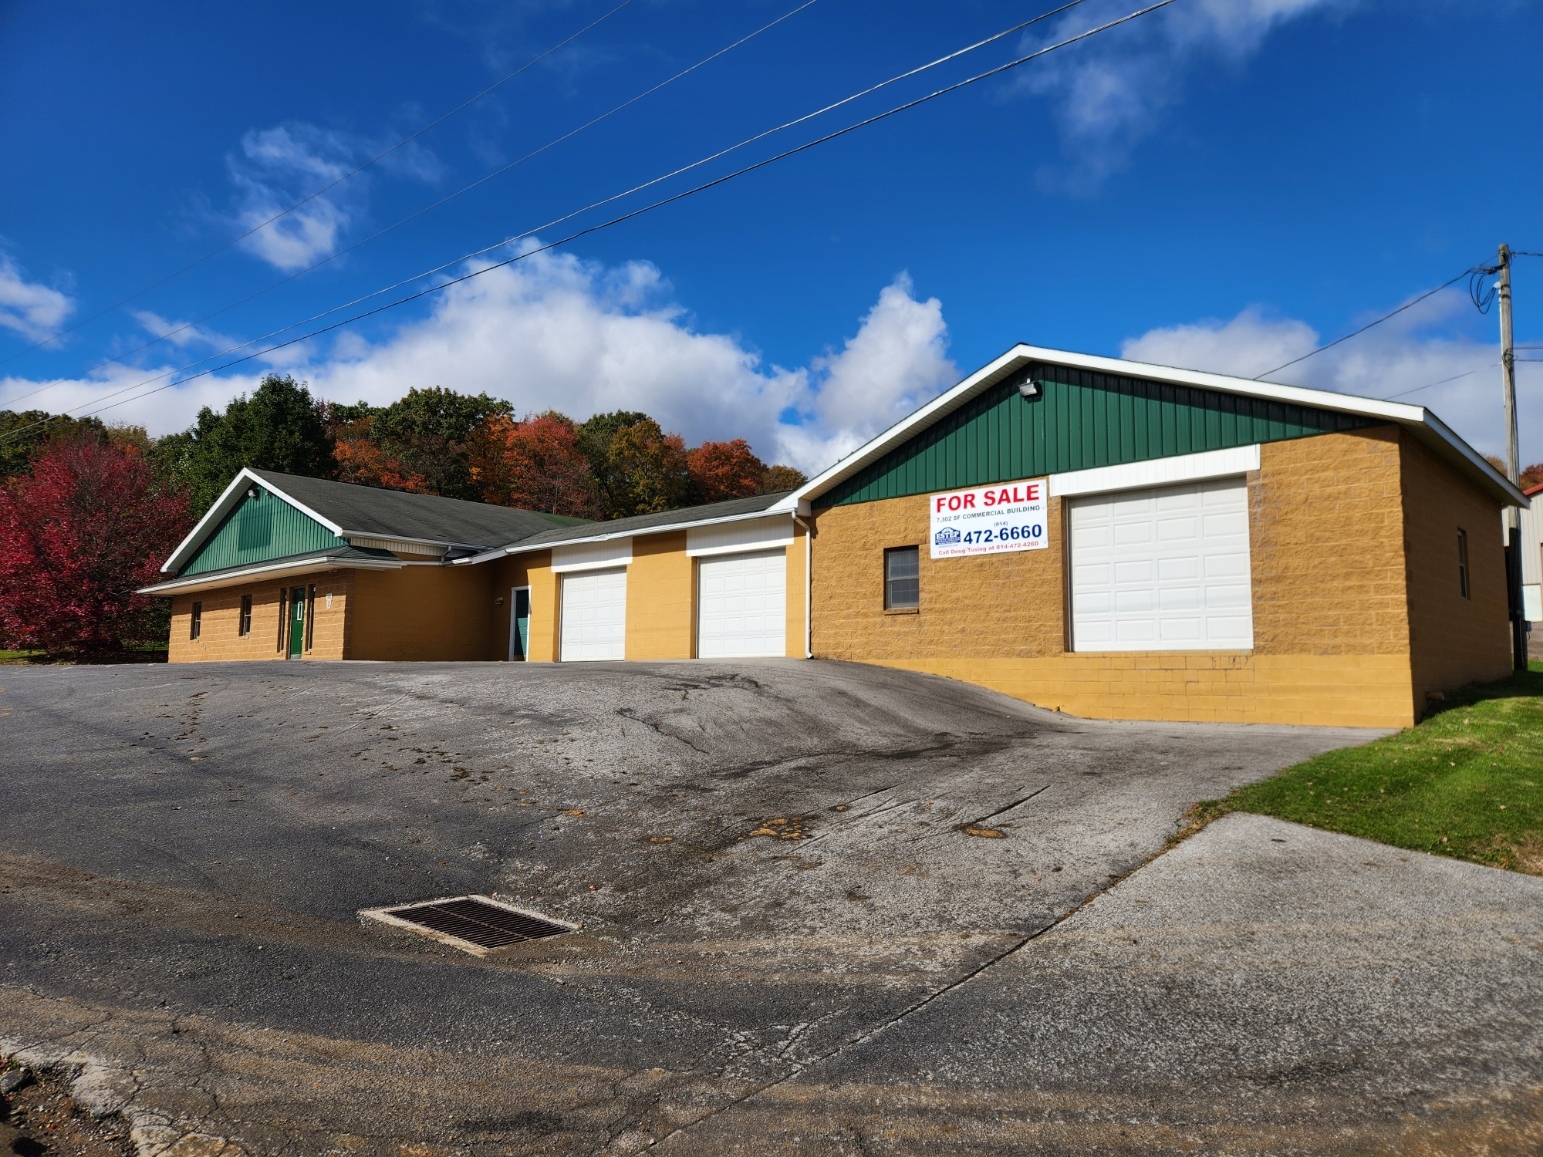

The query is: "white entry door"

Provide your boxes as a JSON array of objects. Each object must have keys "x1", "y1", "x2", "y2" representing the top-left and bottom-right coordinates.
[
  {"x1": 697, "y1": 550, "x2": 786, "y2": 658},
  {"x1": 1069, "y1": 477, "x2": 1253, "y2": 651},
  {"x1": 560, "y1": 567, "x2": 627, "y2": 661}
]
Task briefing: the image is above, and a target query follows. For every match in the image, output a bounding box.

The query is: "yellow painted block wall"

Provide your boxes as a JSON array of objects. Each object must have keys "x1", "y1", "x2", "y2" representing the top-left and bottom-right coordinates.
[
  {"x1": 626, "y1": 532, "x2": 693, "y2": 659},
  {"x1": 347, "y1": 564, "x2": 495, "y2": 662},
  {"x1": 168, "y1": 572, "x2": 350, "y2": 663},
  {"x1": 784, "y1": 522, "x2": 808, "y2": 658},
  {"x1": 490, "y1": 552, "x2": 557, "y2": 662},
  {"x1": 1400, "y1": 433, "x2": 1512, "y2": 699},
  {"x1": 807, "y1": 425, "x2": 1428, "y2": 727}
]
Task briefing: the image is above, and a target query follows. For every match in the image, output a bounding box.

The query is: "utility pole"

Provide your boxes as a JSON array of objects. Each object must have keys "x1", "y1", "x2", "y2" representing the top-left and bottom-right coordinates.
[{"x1": 1498, "y1": 243, "x2": 1527, "y2": 670}]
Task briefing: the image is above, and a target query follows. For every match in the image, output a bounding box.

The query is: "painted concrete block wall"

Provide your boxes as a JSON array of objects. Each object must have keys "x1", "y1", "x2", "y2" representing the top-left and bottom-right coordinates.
[
  {"x1": 785, "y1": 522, "x2": 808, "y2": 658},
  {"x1": 1400, "y1": 434, "x2": 1512, "y2": 701},
  {"x1": 808, "y1": 425, "x2": 1436, "y2": 727},
  {"x1": 347, "y1": 564, "x2": 495, "y2": 662},
  {"x1": 490, "y1": 552, "x2": 557, "y2": 662},
  {"x1": 1249, "y1": 428, "x2": 1411, "y2": 657},
  {"x1": 168, "y1": 572, "x2": 350, "y2": 663},
  {"x1": 627, "y1": 532, "x2": 693, "y2": 659}
]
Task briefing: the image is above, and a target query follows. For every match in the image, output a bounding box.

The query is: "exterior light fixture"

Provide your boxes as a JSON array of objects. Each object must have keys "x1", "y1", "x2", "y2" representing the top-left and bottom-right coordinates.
[{"x1": 1018, "y1": 376, "x2": 1041, "y2": 399}]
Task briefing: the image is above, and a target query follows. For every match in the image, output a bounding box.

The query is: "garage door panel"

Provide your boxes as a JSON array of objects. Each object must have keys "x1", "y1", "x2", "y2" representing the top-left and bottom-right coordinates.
[
  {"x1": 560, "y1": 568, "x2": 627, "y2": 662},
  {"x1": 698, "y1": 550, "x2": 786, "y2": 659},
  {"x1": 1071, "y1": 477, "x2": 1253, "y2": 652}
]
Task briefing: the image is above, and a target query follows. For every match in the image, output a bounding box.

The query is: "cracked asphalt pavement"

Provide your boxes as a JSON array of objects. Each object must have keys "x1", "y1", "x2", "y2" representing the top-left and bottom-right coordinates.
[{"x1": 2, "y1": 659, "x2": 1540, "y2": 1154}]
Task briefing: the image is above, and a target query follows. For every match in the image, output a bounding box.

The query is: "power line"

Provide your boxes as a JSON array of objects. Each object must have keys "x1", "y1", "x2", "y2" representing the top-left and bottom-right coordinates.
[
  {"x1": 0, "y1": 0, "x2": 638, "y2": 367},
  {"x1": 1380, "y1": 363, "x2": 1495, "y2": 401},
  {"x1": 1252, "y1": 265, "x2": 1483, "y2": 380},
  {"x1": 0, "y1": 0, "x2": 821, "y2": 410},
  {"x1": 2, "y1": 0, "x2": 1127, "y2": 444}
]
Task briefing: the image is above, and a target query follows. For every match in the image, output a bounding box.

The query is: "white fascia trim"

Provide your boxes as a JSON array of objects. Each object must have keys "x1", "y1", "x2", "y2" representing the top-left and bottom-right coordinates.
[
  {"x1": 1050, "y1": 444, "x2": 1261, "y2": 498},
  {"x1": 160, "y1": 468, "x2": 346, "y2": 574},
  {"x1": 789, "y1": 343, "x2": 1528, "y2": 510},
  {"x1": 459, "y1": 509, "x2": 797, "y2": 566},
  {"x1": 138, "y1": 552, "x2": 403, "y2": 595}
]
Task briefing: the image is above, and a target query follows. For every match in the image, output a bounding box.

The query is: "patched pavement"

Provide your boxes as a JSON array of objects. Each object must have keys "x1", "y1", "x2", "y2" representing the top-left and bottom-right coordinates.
[{"x1": 1, "y1": 660, "x2": 1539, "y2": 1153}]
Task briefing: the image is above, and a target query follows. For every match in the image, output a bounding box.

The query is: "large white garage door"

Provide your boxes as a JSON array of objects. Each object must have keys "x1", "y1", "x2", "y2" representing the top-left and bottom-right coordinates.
[
  {"x1": 697, "y1": 550, "x2": 786, "y2": 658},
  {"x1": 560, "y1": 567, "x2": 627, "y2": 661},
  {"x1": 1070, "y1": 477, "x2": 1253, "y2": 652}
]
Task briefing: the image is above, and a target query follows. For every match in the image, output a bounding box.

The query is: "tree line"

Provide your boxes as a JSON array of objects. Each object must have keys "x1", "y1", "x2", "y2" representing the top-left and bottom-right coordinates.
[{"x1": 0, "y1": 374, "x2": 806, "y2": 657}]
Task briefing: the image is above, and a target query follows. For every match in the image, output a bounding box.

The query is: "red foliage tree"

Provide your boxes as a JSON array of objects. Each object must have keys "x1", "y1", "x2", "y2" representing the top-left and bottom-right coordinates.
[
  {"x1": 331, "y1": 416, "x2": 433, "y2": 494},
  {"x1": 0, "y1": 436, "x2": 191, "y2": 654},
  {"x1": 468, "y1": 412, "x2": 599, "y2": 518},
  {"x1": 687, "y1": 439, "x2": 767, "y2": 504}
]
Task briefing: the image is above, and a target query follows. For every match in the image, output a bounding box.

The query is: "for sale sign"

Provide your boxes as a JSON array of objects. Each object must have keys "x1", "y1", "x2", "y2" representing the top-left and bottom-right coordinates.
[{"x1": 929, "y1": 478, "x2": 1049, "y2": 559}]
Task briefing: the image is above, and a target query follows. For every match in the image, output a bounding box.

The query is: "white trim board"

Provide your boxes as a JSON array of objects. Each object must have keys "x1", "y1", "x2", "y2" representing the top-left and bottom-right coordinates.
[
  {"x1": 1050, "y1": 445, "x2": 1260, "y2": 498},
  {"x1": 138, "y1": 552, "x2": 402, "y2": 596},
  {"x1": 551, "y1": 537, "x2": 633, "y2": 574},
  {"x1": 686, "y1": 516, "x2": 793, "y2": 558}
]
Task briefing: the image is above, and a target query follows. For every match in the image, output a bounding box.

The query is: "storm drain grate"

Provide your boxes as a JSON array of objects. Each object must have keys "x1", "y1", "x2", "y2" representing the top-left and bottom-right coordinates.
[{"x1": 364, "y1": 895, "x2": 576, "y2": 953}]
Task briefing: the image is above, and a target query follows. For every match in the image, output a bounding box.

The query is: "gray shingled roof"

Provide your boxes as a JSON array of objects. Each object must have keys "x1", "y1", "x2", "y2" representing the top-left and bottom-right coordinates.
[
  {"x1": 252, "y1": 470, "x2": 589, "y2": 548},
  {"x1": 490, "y1": 491, "x2": 792, "y2": 552}
]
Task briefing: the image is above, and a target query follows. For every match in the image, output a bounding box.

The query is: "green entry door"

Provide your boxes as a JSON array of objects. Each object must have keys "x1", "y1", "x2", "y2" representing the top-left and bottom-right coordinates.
[
  {"x1": 288, "y1": 587, "x2": 305, "y2": 657},
  {"x1": 511, "y1": 588, "x2": 531, "y2": 661}
]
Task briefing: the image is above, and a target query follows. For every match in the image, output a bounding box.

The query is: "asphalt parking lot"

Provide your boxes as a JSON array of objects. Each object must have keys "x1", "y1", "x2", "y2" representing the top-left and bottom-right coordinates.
[{"x1": 2, "y1": 659, "x2": 1540, "y2": 1154}]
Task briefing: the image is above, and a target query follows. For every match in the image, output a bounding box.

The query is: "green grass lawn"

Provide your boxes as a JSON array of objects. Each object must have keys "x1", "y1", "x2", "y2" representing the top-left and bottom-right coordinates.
[{"x1": 1194, "y1": 664, "x2": 1543, "y2": 875}]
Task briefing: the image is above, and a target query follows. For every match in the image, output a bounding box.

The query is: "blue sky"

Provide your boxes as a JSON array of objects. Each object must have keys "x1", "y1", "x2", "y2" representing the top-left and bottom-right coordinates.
[{"x1": 2, "y1": 0, "x2": 1540, "y2": 471}]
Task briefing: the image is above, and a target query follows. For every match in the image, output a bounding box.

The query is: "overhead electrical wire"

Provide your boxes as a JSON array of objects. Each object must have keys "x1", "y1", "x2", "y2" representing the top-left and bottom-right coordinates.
[
  {"x1": 0, "y1": 0, "x2": 639, "y2": 366},
  {"x1": 1, "y1": 0, "x2": 1142, "y2": 445},
  {"x1": 1252, "y1": 265, "x2": 1484, "y2": 380},
  {"x1": 0, "y1": 0, "x2": 823, "y2": 409},
  {"x1": 1380, "y1": 363, "x2": 1495, "y2": 401}
]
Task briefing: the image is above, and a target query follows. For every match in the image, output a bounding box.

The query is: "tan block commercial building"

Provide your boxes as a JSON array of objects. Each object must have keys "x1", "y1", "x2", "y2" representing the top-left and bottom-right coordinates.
[
  {"x1": 788, "y1": 345, "x2": 1525, "y2": 728},
  {"x1": 146, "y1": 345, "x2": 1524, "y2": 729}
]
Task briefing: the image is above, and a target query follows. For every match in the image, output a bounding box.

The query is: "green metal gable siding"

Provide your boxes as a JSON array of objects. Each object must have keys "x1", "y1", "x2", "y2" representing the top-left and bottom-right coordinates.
[
  {"x1": 817, "y1": 363, "x2": 1377, "y2": 508},
  {"x1": 182, "y1": 488, "x2": 343, "y2": 576}
]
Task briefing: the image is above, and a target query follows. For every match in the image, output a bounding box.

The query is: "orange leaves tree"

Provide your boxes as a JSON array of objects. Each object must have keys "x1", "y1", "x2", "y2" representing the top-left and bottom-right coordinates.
[
  {"x1": 468, "y1": 412, "x2": 599, "y2": 517},
  {"x1": 0, "y1": 436, "x2": 191, "y2": 655}
]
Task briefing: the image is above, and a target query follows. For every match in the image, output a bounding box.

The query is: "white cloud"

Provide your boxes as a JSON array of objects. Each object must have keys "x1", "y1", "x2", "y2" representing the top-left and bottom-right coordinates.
[
  {"x1": 1120, "y1": 291, "x2": 1541, "y2": 461},
  {"x1": 1019, "y1": 0, "x2": 1348, "y2": 191},
  {"x1": 0, "y1": 253, "x2": 75, "y2": 343},
  {"x1": 223, "y1": 123, "x2": 440, "y2": 272},
  {"x1": 0, "y1": 250, "x2": 959, "y2": 475},
  {"x1": 781, "y1": 274, "x2": 957, "y2": 469},
  {"x1": 129, "y1": 310, "x2": 239, "y2": 353}
]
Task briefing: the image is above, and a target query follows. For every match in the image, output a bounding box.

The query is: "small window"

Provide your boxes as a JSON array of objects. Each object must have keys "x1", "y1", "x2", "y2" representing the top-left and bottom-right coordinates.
[
  {"x1": 190, "y1": 602, "x2": 202, "y2": 641},
  {"x1": 238, "y1": 594, "x2": 252, "y2": 636},
  {"x1": 1457, "y1": 529, "x2": 1470, "y2": 599},
  {"x1": 884, "y1": 546, "x2": 920, "y2": 610}
]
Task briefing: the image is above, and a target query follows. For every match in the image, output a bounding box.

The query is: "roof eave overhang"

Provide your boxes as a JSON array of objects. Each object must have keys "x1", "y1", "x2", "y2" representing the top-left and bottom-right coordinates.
[
  {"x1": 138, "y1": 553, "x2": 403, "y2": 596},
  {"x1": 789, "y1": 344, "x2": 1528, "y2": 510},
  {"x1": 459, "y1": 507, "x2": 797, "y2": 566}
]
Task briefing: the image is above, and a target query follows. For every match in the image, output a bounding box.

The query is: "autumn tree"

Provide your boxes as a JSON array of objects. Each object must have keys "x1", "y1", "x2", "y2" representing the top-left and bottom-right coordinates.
[
  {"x1": 0, "y1": 435, "x2": 191, "y2": 655},
  {"x1": 687, "y1": 439, "x2": 766, "y2": 504},
  {"x1": 601, "y1": 418, "x2": 692, "y2": 518},
  {"x1": 759, "y1": 463, "x2": 807, "y2": 494},
  {"x1": 468, "y1": 412, "x2": 598, "y2": 517}
]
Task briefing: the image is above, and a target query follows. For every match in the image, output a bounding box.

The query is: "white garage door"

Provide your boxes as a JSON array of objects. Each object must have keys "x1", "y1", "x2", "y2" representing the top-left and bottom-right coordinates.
[
  {"x1": 1069, "y1": 477, "x2": 1253, "y2": 652},
  {"x1": 560, "y1": 567, "x2": 627, "y2": 661},
  {"x1": 697, "y1": 550, "x2": 786, "y2": 658}
]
